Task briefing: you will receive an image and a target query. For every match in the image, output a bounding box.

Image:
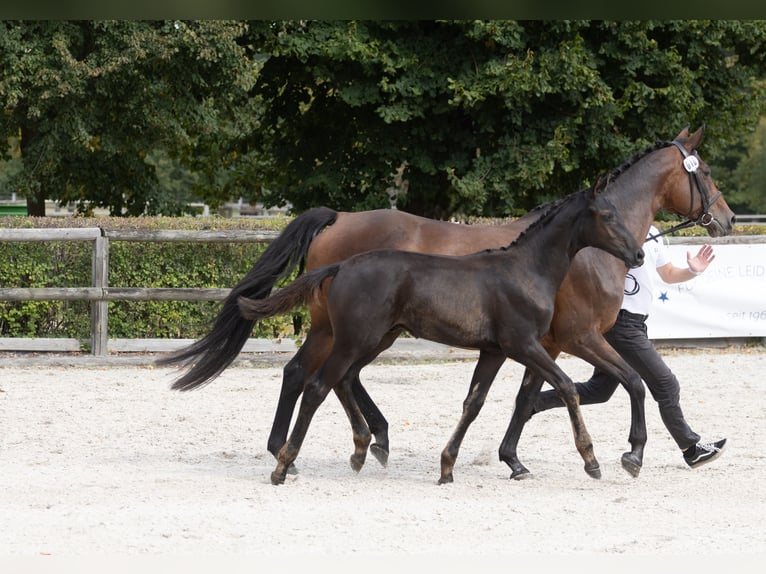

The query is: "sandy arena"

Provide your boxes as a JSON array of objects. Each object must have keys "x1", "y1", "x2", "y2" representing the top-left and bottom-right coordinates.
[{"x1": 1, "y1": 347, "x2": 764, "y2": 570}]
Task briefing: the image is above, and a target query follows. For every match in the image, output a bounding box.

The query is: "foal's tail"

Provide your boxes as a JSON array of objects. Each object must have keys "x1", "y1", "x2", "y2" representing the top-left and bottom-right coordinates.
[
  {"x1": 156, "y1": 207, "x2": 338, "y2": 392},
  {"x1": 238, "y1": 264, "x2": 341, "y2": 321}
]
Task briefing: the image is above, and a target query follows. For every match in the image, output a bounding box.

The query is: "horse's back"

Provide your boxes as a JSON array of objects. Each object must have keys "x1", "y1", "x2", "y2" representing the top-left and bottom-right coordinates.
[{"x1": 306, "y1": 209, "x2": 527, "y2": 271}]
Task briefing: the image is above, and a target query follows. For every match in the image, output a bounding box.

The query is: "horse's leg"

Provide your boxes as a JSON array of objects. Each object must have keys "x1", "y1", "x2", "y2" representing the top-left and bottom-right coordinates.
[
  {"x1": 346, "y1": 330, "x2": 402, "y2": 468},
  {"x1": 504, "y1": 341, "x2": 600, "y2": 479},
  {"x1": 352, "y1": 378, "x2": 390, "y2": 467},
  {"x1": 333, "y1": 370, "x2": 373, "y2": 473},
  {"x1": 267, "y1": 323, "x2": 333, "y2": 469},
  {"x1": 439, "y1": 351, "x2": 506, "y2": 484},
  {"x1": 271, "y1": 348, "x2": 355, "y2": 485},
  {"x1": 267, "y1": 345, "x2": 306, "y2": 458},
  {"x1": 562, "y1": 335, "x2": 647, "y2": 477},
  {"x1": 498, "y1": 367, "x2": 546, "y2": 480}
]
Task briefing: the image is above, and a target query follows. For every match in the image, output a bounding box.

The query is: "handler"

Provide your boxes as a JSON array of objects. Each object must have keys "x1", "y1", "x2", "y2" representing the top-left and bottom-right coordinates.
[{"x1": 533, "y1": 225, "x2": 726, "y2": 469}]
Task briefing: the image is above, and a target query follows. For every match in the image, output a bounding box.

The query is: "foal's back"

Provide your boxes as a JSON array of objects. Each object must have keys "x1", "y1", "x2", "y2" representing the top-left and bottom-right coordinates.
[{"x1": 326, "y1": 245, "x2": 550, "y2": 351}]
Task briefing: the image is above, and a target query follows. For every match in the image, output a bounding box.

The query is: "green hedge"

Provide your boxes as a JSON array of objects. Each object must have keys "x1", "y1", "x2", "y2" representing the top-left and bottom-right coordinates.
[
  {"x1": 1, "y1": 214, "x2": 764, "y2": 343},
  {"x1": 0, "y1": 215, "x2": 308, "y2": 342}
]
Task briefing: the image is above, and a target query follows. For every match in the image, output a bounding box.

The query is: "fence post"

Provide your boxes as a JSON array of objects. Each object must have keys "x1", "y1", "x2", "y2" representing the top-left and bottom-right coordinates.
[{"x1": 91, "y1": 232, "x2": 109, "y2": 355}]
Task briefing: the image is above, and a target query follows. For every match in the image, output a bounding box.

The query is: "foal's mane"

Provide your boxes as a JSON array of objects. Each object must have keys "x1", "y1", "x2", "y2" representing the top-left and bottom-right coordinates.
[{"x1": 486, "y1": 176, "x2": 608, "y2": 254}]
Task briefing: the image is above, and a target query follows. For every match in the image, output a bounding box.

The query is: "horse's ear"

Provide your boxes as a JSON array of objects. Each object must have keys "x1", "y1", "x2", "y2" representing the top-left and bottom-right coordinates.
[
  {"x1": 674, "y1": 126, "x2": 691, "y2": 140},
  {"x1": 676, "y1": 124, "x2": 705, "y2": 152},
  {"x1": 689, "y1": 124, "x2": 706, "y2": 148}
]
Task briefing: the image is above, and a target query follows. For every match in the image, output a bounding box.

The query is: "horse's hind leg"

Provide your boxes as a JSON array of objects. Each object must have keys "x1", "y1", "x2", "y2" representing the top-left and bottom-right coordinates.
[
  {"x1": 267, "y1": 325, "x2": 333, "y2": 464},
  {"x1": 498, "y1": 367, "x2": 545, "y2": 480},
  {"x1": 352, "y1": 378, "x2": 390, "y2": 467},
  {"x1": 505, "y1": 342, "x2": 600, "y2": 479},
  {"x1": 271, "y1": 349, "x2": 355, "y2": 485},
  {"x1": 347, "y1": 330, "x2": 401, "y2": 468},
  {"x1": 333, "y1": 372, "x2": 372, "y2": 473},
  {"x1": 440, "y1": 351, "x2": 505, "y2": 484}
]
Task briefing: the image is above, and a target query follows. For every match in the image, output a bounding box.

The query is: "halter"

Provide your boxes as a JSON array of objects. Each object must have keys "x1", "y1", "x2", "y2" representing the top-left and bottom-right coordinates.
[{"x1": 646, "y1": 140, "x2": 724, "y2": 243}]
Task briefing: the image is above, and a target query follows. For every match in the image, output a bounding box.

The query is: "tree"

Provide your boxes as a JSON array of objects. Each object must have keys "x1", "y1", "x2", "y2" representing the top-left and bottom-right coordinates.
[
  {"x1": 0, "y1": 20, "x2": 253, "y2": 216},
  {"x1": 729, "y1": 115, "x2": 766, "y2": 214},
  {"x1": 241, "y1": 20, "x2": 766, "y2": 219}
]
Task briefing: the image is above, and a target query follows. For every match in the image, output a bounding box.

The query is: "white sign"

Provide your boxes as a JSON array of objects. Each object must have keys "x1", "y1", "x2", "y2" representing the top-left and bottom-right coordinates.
[{"x1": 646, "y1": 242, "x2": 766, "y2": 339}]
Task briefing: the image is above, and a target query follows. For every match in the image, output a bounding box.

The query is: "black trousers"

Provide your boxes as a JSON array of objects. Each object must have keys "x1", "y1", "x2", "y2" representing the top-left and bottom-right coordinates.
[{"x1": 535, "y1": 309, "x2": 701, "y2": 450}]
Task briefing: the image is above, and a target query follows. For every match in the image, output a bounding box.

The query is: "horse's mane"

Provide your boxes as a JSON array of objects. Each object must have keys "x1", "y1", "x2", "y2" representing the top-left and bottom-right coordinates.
[
  {"x1": 602, "y1": 140, "x2": 671, "y2": 187},
  {"x1": 486, "y1": 140, "x2": 672, "y2": 255},
  {"x1": 485, "y1": 178, "x2": 607, "y2": 254}
]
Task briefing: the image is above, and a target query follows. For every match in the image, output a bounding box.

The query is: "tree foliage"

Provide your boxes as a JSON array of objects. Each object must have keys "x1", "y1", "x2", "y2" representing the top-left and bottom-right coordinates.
[
  {"x1": 0, "y1": 20, "x2": 254, "y2": 216},
  {"x1": 243, "y1": 20, "x2": 766, "y2": 218},
  {"x1": 2, "y1": 20, "x2": 766, "y2": 219}
]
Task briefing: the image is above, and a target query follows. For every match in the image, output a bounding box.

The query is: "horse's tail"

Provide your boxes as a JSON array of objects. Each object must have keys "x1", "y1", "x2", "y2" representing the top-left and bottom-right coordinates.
[
  {"x1": 238, "y1": 264, "x2": 341, "y2": 321},
  {"x1": 156, "y1": 207, "x2": 338, "y2": 392}
]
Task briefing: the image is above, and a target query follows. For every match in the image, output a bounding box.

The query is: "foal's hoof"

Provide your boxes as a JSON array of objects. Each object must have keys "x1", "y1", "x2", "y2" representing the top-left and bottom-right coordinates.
[
  {"x1": 510, "y1": 467, "x2": 532, "y2": 480},
  {"x1": 585, "y1": 463, "x2": 602, "y2": 479},
  {"x1": 621, "y1": 452, "x2": 642, "y2": 478},
  {"x1": 369, "y1": 443, "x2": 389, "y2": 467},
  {"x1": 270, "y1": 471, "x2": 286, "y2": 485},
  {"x1": 438, "y1": 473, "x2": 454, "y2": 485},
  {"x1": 349, "y1": 454, "x2": 366, "y2": 473}
]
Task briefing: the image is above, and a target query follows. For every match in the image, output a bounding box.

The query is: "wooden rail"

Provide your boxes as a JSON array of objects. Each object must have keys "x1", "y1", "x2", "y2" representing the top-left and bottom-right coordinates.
[
  {"x1": 1, "y1": 227, "x2": 765, "y2": 356},
  {"x1": 0, "y1": 228, "x2": 280, "y2": 356}
]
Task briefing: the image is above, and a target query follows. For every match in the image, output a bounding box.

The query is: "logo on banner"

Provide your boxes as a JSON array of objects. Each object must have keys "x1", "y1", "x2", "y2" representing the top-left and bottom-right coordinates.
[{"x1": 625, "y1": 273, "x2": 639, "y2": 296}]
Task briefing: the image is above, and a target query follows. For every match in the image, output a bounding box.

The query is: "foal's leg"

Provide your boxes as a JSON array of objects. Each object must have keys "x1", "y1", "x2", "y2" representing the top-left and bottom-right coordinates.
[
  {"x1": 271, "y1": 349, "x2": 355, "y2": 485},
  {"x1": 439, "y1": 350, "x2": 506, "y2": 484},
  {"x1": 352, "y1": 378, "x2": 390, "y2": 466},
  {"x1": 333, "y1": 370, "x2": 373, "y2": 473},
  {"x1": 346, "y1": 330, "x2": 402, "y2": 468},
  {"x1": 563, "y1": 335, "x2": 647, "y2": 477},
  {"x1": 504, "y1": 341, "x2": 600, "y2": 479},
  {"x1": 268, "y1": 324, "x2": 391, "y2": 470}
]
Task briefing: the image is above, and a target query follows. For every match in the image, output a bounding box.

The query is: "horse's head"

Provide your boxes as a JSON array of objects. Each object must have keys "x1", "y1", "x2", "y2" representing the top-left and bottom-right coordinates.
[
  {"x1": 584, "y1": 185, "x2": 645, "y2": 269},
  {"x1": 660, "y1": 126, "x2": 736, "y2": 237}
]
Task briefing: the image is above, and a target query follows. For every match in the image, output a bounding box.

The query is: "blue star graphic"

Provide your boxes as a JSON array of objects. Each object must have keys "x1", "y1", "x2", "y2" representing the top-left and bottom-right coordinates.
[{"x1": 658, "y1": 291, "x2": 669, "y2": 303}]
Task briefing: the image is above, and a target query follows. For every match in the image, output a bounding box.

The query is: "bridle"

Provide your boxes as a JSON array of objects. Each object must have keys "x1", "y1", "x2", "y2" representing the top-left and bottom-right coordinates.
[{"x1": 646, "y1": 140, "x2": 724, "y2": 243}]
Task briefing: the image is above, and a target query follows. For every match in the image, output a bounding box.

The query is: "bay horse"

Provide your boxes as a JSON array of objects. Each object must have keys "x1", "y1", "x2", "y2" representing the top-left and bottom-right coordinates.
[
  {"x1": 237, "y1": 183, "x2": 644, "y2": 484},
  {"x1": 158, "y1": 126, "x2": 736, "y2": 478}
]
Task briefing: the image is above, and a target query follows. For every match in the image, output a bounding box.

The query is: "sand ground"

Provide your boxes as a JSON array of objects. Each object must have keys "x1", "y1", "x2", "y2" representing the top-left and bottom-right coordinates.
[{"x1": 1, "y1": 348, "x2": 764, "y2": 570}]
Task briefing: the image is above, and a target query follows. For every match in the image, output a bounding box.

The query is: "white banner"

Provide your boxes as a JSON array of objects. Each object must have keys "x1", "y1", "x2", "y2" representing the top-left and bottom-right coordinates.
[{"x1": 646, "y1": 242, "x2": 766, "y2": 339}]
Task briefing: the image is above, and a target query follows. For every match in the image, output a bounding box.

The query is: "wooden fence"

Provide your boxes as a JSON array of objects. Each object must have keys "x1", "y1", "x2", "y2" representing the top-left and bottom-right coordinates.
[
  {"x1": 1, "y1": 228, "x2": 765, "y2": 356},
  {"x1": 0, "y1": 227, "x2": 283, "y2": 356}
]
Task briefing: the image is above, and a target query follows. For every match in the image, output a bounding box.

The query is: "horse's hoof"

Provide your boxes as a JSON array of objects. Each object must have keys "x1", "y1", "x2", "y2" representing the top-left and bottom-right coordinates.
[
  {"x1": 286, "y1": 462, "x2": 298, "y2": 475},
  {"x1": 510, "y1": 468, "x2": 532, "y2": 480},
  {"x1": 621, "y1": 452, "x2": 642, "y2": 478},
  {"x1": 270, "y1": 471, "x2": 286, "y2": 485},
  {"x1": 349, "y1": 454, "x2": 366, "y2": 473},
  {"x1": 438, "y1": 473, "x2": 454, "y2": 485},
  {"x1": 585, "y1": 464, "x2": 602, "y2": 479},
  {"x1": 369, "y1": 443, "x2": 389, "y2": 467}
]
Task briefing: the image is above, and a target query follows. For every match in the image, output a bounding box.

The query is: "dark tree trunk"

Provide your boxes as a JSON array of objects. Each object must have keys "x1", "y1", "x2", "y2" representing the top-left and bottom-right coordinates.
[
  {"x1": 26, "y1": 193, "x2": 46, "y2": 217},
  {"x1": 20, "y1": 123, "x2": 46, "y2": 216}
]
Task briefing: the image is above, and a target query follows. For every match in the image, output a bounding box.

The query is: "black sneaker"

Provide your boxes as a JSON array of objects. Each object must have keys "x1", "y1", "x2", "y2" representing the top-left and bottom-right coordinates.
[{"x1": 684, "y1": 438, "x2": 727, "y2": 469}]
